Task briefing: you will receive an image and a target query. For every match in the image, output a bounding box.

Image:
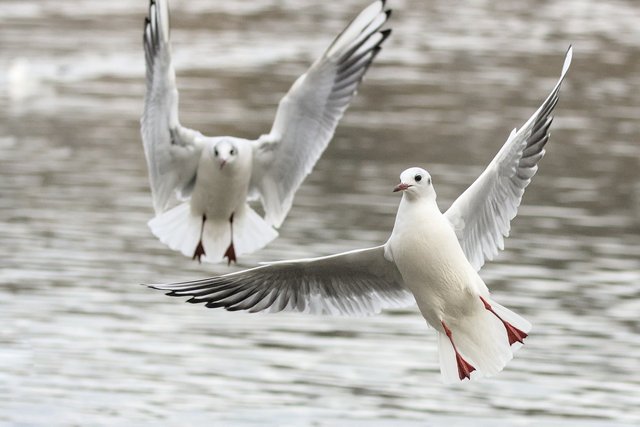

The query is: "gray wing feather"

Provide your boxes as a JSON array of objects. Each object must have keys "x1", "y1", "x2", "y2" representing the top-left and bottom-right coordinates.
[
  {"x1": 148, "y1": 245, "x2": 414, "y2": 316},
  {"x1": 250, "y1": 1, "x2": 392, "y2": 228},
  {"x1": 445, "y1": 46, "x2": 573, "y2": 271},
  {"x1": 141, "y1": 0, "x2": 202, "y2": 214}
]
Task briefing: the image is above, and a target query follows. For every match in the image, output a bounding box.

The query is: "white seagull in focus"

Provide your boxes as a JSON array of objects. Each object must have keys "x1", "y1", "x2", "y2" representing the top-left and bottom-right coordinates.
[
  {"x1": 148, "y1": 47, "x2": 572, "y2": 382},
  {"x1": 141, "y1": 0, "x2": 392, "y2": 264}
]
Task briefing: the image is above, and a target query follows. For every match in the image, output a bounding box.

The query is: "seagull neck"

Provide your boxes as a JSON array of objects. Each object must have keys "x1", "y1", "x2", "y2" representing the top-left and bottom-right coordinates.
[
  {"x1": 391, "y1": 194, "x2": 440, "y2": 239},
  {"x1": 402, "y1": 190, "x2": 436, "y2": 204},
  {"x1": 398, "y1": 193, "x2": 439, "y2": 215}
]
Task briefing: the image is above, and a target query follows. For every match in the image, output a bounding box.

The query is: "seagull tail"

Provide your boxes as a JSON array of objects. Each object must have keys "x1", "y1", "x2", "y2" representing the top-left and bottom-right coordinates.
[
  {"x1": 437, "y1": 296, "x2": 532, "y2": 383},
  {"x1": 148, "y1": 202, "x2": 279, "y2": 263},
  {"x1": 231, "y1": 204, "x2": 279, "y2": 258},
  {"x1": 148, "y1": 202, "x2": 204, "y2": 259}
]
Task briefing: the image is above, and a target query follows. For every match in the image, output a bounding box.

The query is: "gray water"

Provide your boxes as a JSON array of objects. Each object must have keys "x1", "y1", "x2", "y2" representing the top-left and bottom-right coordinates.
[{"x1": 1, "y1": 0, "x2": 640, "y2": 426}]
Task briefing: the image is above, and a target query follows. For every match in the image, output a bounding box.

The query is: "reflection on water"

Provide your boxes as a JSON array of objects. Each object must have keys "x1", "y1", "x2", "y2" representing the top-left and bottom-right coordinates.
[{"x1": 1, "y1": 0, "x2": 639, "y2": 425}]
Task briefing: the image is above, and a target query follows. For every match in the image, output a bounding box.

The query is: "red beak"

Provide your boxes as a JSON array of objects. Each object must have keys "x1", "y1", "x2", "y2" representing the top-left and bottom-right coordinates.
[
  {"x1": 393, "y1": 183, "x2": 411, "y2": 192},
  {"x1": 219, "y1": 160, "x2": 227, "y2": 170}
]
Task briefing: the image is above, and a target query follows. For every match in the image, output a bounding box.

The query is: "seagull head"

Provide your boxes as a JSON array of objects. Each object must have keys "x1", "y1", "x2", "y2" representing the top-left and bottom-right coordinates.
[
  {"x1": 211, "y1": 140, "x2": 238, "y2": 170},
  {"x1": 393, "y1": 167, "x2": 434, "y2": 200}
]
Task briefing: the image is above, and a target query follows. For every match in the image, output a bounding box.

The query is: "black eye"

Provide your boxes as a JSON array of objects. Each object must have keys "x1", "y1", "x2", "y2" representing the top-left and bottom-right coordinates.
[
  {"x1": 415, "y1": 174, "x2": 422, "y2": 182},
  {"x1": 214, "y1": 149, "x2": 219, "y2": 156},
  {"x1": 230, "y1": 149, "x2": 235, "y2": 155}
]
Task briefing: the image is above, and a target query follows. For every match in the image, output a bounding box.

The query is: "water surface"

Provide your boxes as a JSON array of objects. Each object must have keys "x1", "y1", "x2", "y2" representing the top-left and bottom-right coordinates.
[{"x1": 1, "y1": 0, "x2": 639, "y2": 425}]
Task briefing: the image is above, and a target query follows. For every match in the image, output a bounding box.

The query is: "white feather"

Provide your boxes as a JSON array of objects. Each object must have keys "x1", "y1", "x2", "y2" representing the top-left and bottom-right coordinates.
[{"x1": 148, "y1": 202, "x2": 201, "y2": 257}]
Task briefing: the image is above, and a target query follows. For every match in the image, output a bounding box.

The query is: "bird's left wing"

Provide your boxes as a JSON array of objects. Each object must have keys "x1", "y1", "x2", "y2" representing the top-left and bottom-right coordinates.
[
  {"x1": 445, "y1": 46, "x2": 573, "y2": 271},
  {"x1": 148, "y1": 245, "x2": 414, "y2": 316},
  {"x1": 250, "y1": 1, "x2": 392, "y2": 228}
]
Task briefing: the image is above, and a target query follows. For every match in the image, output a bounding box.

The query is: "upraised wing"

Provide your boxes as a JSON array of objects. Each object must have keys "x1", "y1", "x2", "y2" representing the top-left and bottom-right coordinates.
[
  {"x1": 445, "y1": 46, "x2": 573, "y2": 271},
  {"x1": 141, "y1": 0, "x2": 203, "y2": 214},
  {"x1": 250, "y1": 1, "x2": 392, "y2": 228},
  {"x1": 148, "y1": 245, "x2": 414, "y2": 316}
]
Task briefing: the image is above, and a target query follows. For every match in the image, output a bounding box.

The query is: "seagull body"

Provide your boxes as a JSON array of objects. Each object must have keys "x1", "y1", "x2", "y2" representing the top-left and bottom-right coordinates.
[
  {"x1": 388, "y1": 178, "x2": 482, "y2": 330},
  {"x1": 189, "y1": 138, "x2": 252, "y2": 222},
  {"x1": 141, "y1": 0, "x2": 392, "y2": 263},
  {"x1": 388, "y1": 168, "x2": 530, "y2": 380},
  {"x1": 149, "y1": 47, "x2": 572, "y2": 382}
]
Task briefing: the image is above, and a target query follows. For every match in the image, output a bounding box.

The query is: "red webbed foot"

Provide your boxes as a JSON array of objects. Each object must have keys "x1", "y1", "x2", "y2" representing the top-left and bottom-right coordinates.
[
  {"x1": 224, "y1": 242, "x2": 236, "y2": 265},
  {"x1": 479, "y1": 296, "x2": 528, "y2": 345},
  {"x1": 441, "y1": 321, "x2": 476, "y2": 380},
  {"x1": 455, "y1": 353, "x2": 476, "y2": 380},
  {"x1": 192, "y1": 240, "x2": 206, "y2": 263}
]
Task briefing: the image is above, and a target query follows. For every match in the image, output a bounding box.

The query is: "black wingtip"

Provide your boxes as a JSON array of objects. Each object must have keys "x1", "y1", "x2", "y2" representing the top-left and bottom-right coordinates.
[
  {"x1": 369, "y1": 46, "x2": 383, "y2": 62},
  {"x1": 379, "y1": 28, "x2": 392, "y2": 42},
  {"x1": 205, "y1": 301, "x2": 229, "y2": 309},
  {"x1": 565, "y1": 44, "x2": 573, "y2": 60},
  {"x1": 145, "y1": 283, "x2": 176, "y2": 294},
  {"x1": 385, "y1": 9, "x2": 392, "y2": 20}
]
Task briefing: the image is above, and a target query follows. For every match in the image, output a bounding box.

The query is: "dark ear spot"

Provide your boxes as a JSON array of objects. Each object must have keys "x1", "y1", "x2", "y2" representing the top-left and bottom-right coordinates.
[
  {"x1": 214, "y1": 148, "x2": 219, "y2": 157},
  {"x1": 427, "y1": 177, "x2": 432, "y2": 185}
]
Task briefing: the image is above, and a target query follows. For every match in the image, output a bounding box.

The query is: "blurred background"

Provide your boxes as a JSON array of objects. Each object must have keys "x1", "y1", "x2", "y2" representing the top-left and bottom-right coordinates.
[{"x1": 1, "y1": 0, "x2": 639, "y2": 425}]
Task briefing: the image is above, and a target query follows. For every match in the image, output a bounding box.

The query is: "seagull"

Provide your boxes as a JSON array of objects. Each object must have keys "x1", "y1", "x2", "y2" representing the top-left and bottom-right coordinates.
[
  {"x1": 141, "y1": 0, "x2": 392, "y2": 264},
  {"x1": 148, "y1": 47, "x2": 572, "y2": 382}
]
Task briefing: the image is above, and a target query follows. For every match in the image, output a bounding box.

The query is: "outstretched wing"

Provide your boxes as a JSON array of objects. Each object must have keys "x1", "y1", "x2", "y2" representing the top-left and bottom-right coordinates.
[
  {"x1": 250, "y1": 1, "x2": 392, "y2": 228},
  {"x1": 445, "y1": 46, "x2": 573, "y2": 271},
  {"x1": 141, "y1": 0, "x2": 203, "y2": 214},
  {"x1": 148, "y1": 245, "x2": 414, "y2": 316}
]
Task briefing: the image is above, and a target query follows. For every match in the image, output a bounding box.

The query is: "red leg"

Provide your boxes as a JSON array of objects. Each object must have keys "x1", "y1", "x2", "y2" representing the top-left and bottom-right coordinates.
[
  {"x1": 192, "y1": 214, "x2": 207, "y2": 263},
  {"x1": 441, "y1": 321, "x2": 476, "y2": 380},
  {"x1": 479, "y1": 296, "x2": 528, "y2": 345},
  {"x1": 224, "y1": 213, "x2": 236, "y2": 265}
]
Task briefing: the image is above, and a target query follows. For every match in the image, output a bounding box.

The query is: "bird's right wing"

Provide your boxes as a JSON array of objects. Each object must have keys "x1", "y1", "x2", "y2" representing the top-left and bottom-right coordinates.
[
  {"x1": 148, "y1": 245, "x2": 414, "y2": 316},
  {"x1": 445, "y1": 46, "x2": 572, "y2": 271},
  {"x1": 250, "y1": 1, "x2": 392, "y2": 228},
  {"x1": 141, "y1": 0, "x2": 203, "y2": 214}
]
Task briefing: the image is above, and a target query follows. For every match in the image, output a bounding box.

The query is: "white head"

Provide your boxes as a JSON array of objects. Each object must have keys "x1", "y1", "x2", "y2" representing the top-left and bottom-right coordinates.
[
  {"x1": 393, "y1": 167, "x2": 435, "y2": 200},
  {"x1": 211, "y1": 140, "x2": 238, "y2": 170}
]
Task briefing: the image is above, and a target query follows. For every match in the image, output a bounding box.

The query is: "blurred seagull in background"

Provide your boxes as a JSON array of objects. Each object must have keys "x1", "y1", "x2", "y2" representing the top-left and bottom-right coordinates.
[
  {"x1": 141, "y1": 0, "x2": 392, "y2": 264},
  {"x1": 149, "y1": 47, "x2": 572, "y2": 382}
]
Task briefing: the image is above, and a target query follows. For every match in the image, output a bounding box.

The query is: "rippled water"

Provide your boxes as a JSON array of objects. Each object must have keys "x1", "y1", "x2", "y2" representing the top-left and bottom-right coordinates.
[{"x1": 1, "y1": 0, "x2": 640, "y2": 425}]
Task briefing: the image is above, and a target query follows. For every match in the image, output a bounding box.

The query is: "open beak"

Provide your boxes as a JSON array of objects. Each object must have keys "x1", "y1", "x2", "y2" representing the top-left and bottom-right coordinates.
[{"x1": 393, "y1": 183, "x2": 411, "y2": 192}]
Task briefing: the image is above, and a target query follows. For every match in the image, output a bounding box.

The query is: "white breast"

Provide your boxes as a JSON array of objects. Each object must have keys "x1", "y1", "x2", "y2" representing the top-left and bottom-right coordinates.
[
  {"x1": 190, "y1": 140, "x2": 252, "y2": 219},
  {"x1": 389, "y1": 197, "x2": 481, "y2": 327}
]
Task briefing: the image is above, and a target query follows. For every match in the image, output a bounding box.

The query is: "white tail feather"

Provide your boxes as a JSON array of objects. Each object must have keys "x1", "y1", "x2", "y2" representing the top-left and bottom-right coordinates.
[
  {"x1": 438, "y1": 297, "x2": 531, "y2": 383},
  {"x1": 232, "y1": 205, "x2": 279, "y2": 256},
  {"x1": 200, "y1": 217, "x2": 232, "y2": 263},
  {"x1": 148, "y1": 202, "x2": 278, "y2": 263},
  {"x1": 491, "y1": 299, "x2": 532, "y2": 334},
  {"x1": 438, "y1": 331, "x2": 459, "y2": 383},
  {"x1": 148, "y1": 202, "x2": 201, "y2": 258}
]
